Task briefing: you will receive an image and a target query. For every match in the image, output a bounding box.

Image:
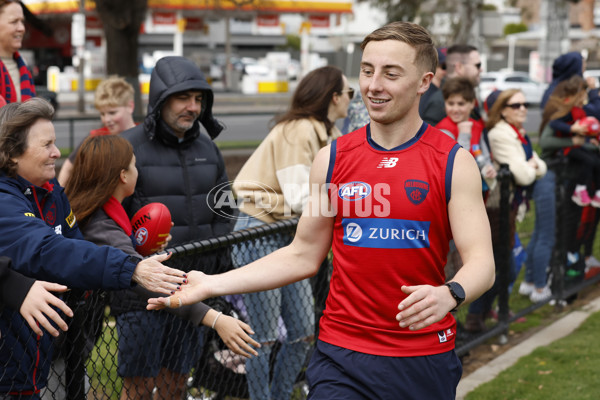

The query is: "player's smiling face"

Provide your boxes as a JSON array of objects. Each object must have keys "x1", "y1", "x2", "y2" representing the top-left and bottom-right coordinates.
[{"x1": 359, "y1": 40, "x2": 430, "y2": 125}]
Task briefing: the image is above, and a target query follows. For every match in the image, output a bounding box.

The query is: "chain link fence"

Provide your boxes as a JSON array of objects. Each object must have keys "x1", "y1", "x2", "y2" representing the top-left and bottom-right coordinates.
[{"x1": 3, "y1": 161, "x2": 600, "y2": 399}]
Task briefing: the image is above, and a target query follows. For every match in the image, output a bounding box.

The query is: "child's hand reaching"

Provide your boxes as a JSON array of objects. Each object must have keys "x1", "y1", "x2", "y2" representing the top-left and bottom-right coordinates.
[{"x1": 210, "y1": 311, "x2": 261, "y2": 358}]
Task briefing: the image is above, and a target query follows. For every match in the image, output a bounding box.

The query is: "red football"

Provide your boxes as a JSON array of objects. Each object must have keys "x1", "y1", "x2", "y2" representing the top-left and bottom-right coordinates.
[
  {"x1": 131, "y1": 202, "x2": 172, "y2": 256},
  {"x1": 579, "y1": 116, "x2": 600, "y2": 135}
]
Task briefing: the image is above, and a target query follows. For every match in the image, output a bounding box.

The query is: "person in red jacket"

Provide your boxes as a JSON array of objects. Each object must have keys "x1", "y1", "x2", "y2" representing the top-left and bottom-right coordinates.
[{"x1": 436, "y1": 77, "x2": 496, "y2": 196}]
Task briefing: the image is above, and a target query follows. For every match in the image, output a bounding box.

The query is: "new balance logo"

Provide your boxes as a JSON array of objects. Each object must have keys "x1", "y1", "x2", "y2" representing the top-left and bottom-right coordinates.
[{"x1": 377, "y1": 157, "x2": 399, "y2": 168}]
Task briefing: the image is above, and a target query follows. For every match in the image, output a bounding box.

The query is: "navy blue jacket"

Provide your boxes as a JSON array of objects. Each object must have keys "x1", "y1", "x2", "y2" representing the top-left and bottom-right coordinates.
[{"x1": 0, "y1": 174, "x2": 138, "y2": 395}]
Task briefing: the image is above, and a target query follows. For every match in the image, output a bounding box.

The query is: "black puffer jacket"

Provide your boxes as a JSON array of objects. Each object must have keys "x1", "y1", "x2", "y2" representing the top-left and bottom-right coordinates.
[{"x1": 122, "y1": 56, "x2": 233, "y2": 250}]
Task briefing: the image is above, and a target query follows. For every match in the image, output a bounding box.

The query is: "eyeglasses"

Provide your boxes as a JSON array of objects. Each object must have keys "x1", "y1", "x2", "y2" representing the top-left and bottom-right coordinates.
[
  {"x1": 473, "y1": 62, "x2": 482, "y2": 69},
  {"x1": 341, "y1": 88, "x2": 355, "y2": 99},
  {"x1": 505, "y1": 102, "x2": 530, "y2": 110}
]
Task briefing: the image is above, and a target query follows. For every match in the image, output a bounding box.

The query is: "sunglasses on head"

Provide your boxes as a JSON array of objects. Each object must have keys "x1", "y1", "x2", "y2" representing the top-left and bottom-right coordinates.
[
  {"x1": 341, "y1": 88, "x2": 355, "y2": 99},
  {"x1": 505, "y1": 102, "x2": 530, "y2": 110}
]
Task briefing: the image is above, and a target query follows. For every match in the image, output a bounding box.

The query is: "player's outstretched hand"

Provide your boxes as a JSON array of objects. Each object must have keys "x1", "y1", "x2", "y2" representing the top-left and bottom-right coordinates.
[
  {"x1": 20, "y1": 281, "x2": 73, "y2": 337},
  {"x1": 395, "y1": 285, "x2": 454, "y2": 331},
  {"x1": 132, "y1": 252, "x2": 187, "y2": 295},
  {"x1": 147, "y1": 270, "x2": 209, "y2": 310},
  {"x1": 214, "y1": 314, "x2": 261, "y2": 358}
]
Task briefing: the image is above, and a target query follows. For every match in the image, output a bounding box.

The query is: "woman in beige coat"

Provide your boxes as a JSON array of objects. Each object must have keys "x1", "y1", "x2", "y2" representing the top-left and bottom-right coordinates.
[
  {"x1": 231, "y1": 65, "x2": 352, "y2": 400},
  {"x1": 465, "y1": 89, "x2": 547, "y2": 332}
]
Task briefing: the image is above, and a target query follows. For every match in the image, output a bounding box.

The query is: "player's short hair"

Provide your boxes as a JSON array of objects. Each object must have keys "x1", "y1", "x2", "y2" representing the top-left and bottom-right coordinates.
[{"x1": 361, "y1": 21, "x2": 437, "y2": 74}]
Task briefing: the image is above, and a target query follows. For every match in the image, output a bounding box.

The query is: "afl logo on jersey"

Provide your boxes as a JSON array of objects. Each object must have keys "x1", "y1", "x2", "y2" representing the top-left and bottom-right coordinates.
[
  {"x1": 338, "y1": 181, "x2": 372, "y2": 201},
  {"x1": 404, "y1": 179, "x2": 429, "y2": 205}
]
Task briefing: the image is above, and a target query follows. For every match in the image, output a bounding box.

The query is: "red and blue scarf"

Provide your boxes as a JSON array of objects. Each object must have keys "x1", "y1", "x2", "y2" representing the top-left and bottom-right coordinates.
[
  {"x1": 102, "y1": 196, "x2": 136, "y2": 247},
  {"x1": 0, "y1": 51, "x2": 36, "y2": 103}
]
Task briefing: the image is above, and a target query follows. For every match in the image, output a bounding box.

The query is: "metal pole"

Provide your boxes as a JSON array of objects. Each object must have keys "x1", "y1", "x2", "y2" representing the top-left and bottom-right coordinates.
[{"x1": 77, "y1": 0, "x2": 85, "y2": 113}]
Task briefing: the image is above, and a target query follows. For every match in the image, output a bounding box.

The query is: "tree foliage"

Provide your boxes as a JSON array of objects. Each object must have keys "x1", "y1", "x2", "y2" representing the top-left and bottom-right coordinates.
[
  {"x1": 94, "y1": 0, "x2": 147, "y2": 77},
  {"x1": 94, "y1": 0, "x2": 147, "y2": 116},
  {"x1": 363, "y1": 0, "x2": 485, "y2": 44},
  {"x1": 504, "y1": 22, "x2": 528, "y2": 36}
]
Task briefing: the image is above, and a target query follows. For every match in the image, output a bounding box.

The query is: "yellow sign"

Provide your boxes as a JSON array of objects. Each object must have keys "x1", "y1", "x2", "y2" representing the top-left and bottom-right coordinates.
[{"x1": 23, "y1": 0, "x2": 352, "y2": 14}]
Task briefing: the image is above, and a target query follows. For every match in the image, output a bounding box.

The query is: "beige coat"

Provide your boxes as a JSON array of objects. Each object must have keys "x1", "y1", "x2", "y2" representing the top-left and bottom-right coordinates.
[
  {"x1": 233, "y1": 118, "x2": 341, "y2": 223},
  {"x1": 487, "y1": 120, "x2": 547, "y2": 186}
]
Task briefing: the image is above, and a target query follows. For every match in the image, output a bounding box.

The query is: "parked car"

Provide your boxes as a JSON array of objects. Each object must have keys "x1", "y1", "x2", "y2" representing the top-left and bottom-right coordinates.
[
  {"x1": 479, "y1": 71, "x2": 547, "y2": 106},
  {"x1": 209, "y1": 55, "x2": 257, "y2": 81}
]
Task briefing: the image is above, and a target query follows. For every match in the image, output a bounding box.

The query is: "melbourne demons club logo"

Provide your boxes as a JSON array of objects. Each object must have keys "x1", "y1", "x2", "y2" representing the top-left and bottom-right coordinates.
[
  {"x1": 45, "y1": 204, "x2": 57, "y2": 225},
  {"x1": 404, "y1": 179, "x2": 429, "y2": 205}
]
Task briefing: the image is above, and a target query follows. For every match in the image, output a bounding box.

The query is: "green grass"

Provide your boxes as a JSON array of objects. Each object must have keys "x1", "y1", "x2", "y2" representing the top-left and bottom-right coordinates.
[
  {"x1": 461, "y1": 175, "x2": 600, "y2": 398},
  {"x1": 216, "y1": 140, "x2": 262, "y2": 149},
  {"x1": 86, "y1": 314, "x2": 122, "y2": 400},
  {"x1": 465, "y1": 311, "x2": 600, "y2": 400}
]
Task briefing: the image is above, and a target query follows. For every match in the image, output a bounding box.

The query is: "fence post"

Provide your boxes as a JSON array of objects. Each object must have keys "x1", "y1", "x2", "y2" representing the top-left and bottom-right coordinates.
[
  {"x1": 550, "y1": 159, "x2": 568, "y2": 309},
  {"x1": 65, "y1": 293, "x2": 87, "y2": 400},
  {"x1": 496, "y1": 163, "x2": 512, "y2": 336}
]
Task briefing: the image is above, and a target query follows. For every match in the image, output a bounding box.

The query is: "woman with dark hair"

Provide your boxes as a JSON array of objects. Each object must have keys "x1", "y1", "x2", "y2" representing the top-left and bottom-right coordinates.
[
  {"x1": 0, "y1": 98, "x2": 186, "y2": 398},
  {"x1": 231, "y1": 65, "x2": 351, "y2": 400},
  {"x1": 65, "y1": 135, "x2": 259, "y2": 399}
]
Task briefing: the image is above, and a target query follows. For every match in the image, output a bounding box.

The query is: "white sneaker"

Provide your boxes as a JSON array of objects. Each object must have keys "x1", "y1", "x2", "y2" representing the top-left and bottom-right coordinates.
[
  {"x1": 518, "y1": 281, "x2": 535, "y2": 296},
  {"x1": 585, "y1": 256, "x2": 600, "y2": 269},
  {"x1": 530, "y1": 286, "x2": 552, "y2": 303}
]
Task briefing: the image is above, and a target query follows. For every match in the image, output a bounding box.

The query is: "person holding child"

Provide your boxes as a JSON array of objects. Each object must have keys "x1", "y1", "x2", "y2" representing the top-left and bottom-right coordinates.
[{"x1": 543, "y1": 75, "x2": 600, "y2": 207}]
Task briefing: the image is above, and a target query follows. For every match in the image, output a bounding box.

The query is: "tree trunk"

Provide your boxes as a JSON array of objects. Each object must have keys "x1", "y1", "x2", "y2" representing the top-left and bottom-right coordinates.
[{"x1": 95, "y1": 0, "x2": 148, "y2": 118}]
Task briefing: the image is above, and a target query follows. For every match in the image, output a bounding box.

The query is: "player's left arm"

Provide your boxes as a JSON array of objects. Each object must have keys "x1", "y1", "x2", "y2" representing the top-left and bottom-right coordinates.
[{"x1": 397, "y1": 148, "x2": 495, "y2": 330}]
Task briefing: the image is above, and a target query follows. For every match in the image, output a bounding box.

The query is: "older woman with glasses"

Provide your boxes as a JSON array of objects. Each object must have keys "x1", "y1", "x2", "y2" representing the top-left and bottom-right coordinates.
[
  {"x1": 486, "y1": 89, "x2": 545, "y2": 186},
  {"x1": 464, "y1": 89, "x2": 547, "y2": 332}
]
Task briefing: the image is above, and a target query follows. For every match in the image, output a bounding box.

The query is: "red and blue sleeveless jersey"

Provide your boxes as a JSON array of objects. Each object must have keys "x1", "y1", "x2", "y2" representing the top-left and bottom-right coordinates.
[{"x1": 319, "y1": 123, "x2": 461, "y2": 357}]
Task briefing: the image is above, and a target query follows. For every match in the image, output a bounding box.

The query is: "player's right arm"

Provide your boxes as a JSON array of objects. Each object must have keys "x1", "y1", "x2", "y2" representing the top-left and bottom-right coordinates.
[{"x1": 148, "y1": 146, "x2": 336, "y2": 309}]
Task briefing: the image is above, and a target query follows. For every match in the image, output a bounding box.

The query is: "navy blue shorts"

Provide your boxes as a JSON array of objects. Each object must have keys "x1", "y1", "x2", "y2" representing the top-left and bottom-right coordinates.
[
  {"x1": 306, "y1": 340, "x2": 462, "y2": 400},
  {"x1": 116, "y1": 311, "x2": 203, "y2": 377}
]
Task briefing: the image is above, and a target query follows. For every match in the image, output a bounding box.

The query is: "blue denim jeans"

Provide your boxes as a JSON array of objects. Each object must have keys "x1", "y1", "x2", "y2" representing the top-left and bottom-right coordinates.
[
  {"x1": 233, "y1": 213, "x2": 315, "y2": 400},
  {"x1": 525, "y1": 171, "x2": 556, "y2": 288}
]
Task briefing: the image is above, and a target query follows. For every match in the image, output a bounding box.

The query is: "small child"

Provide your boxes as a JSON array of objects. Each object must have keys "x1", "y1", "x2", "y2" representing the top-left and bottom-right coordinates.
[
  {"x1": 546, "y1": 75, "x2": 600, "y2": 207},
  {"x1": 58, "y1": 76, "x2": 136, "y2": 186},
  {"x1": 436, "y1": 77, "x2": 497, "y2": 195}
]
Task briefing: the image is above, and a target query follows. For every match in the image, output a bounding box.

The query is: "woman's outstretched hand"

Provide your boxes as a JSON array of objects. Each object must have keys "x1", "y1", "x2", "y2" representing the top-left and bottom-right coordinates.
[
  {"x1": 132, "y1": 252, "x2": 187, "y2": 295},
  {"x1": 147, "y1": 270, "x2": 209, "y2": 310}
]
